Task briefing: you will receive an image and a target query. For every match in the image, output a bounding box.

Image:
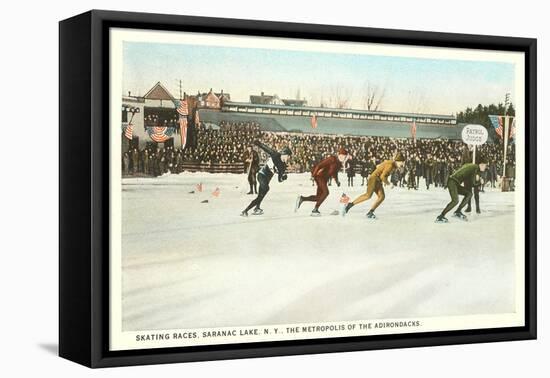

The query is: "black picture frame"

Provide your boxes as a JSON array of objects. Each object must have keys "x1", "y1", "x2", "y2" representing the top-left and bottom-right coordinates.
[{"x1": 59, "y1": 9, "x2": 537, "y2": 368}]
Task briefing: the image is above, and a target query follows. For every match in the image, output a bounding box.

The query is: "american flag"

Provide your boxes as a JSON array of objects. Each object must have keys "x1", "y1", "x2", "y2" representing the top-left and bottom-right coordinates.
[
  {"x1": 339, "y1": 193, "x2": 350, "y2": 204},
  {"x1": 124, "y1": 123, "x2": 133, "y2": 140},
  {"x1": 212, "y1": 187, "x2": 220, "y2": 197},
  {"x1": 179, "y1": 118, "x2": 188, "y2": 149},
  {"x1": 410, "y1": 120, "x2": 417, "y2": 142},
  {"x1": 489, "y1": 115, "x2": 503, "y2": 139},
  {"x1": 177, "y1": 99, "x2": 189, "y2": 116},
  {"x1": 311, "y1": 114, "x2": 318, "y2": 129}
]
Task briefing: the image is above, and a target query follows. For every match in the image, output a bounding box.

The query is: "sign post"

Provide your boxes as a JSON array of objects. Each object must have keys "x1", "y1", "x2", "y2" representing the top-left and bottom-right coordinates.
[{"x1": 461, "y1": 124, "x2": 488, "y2": 164}]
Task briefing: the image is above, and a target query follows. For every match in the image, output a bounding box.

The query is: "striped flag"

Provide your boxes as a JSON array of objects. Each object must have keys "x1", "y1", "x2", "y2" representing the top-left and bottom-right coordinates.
[
  {"x1": 147, "y1": 126, "x2": 174, "y2": 142},
  {"x1": 179, "y1": 118, "x2": 188, "y2": 149},
  {"x1": 212, "y1": 187, "x2": 220, "y2": 197},
  {"x1": 177, "y1": 99, "x2": 189, "y2": 149},
  {"x1": 177, "y1": 99, "x2": 189, "y2": 116},
  {"x1": 410, "y1": 120, "x2": 417, "y2": 142},
  {"x1": 311, "y1": 114, "x2": 318, "y2": 129},
  {"x1": 124, "y1": 123, "x2": 133, "y2": 140},
  {"x1": 489, "y1": 115, "x2": 503, "y2": 139}
]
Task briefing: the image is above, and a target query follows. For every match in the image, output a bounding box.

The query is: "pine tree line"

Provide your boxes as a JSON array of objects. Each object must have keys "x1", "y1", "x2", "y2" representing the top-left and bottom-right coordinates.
[{"x1": 456, "y1": 102, "x2": 515, "y2": 140}]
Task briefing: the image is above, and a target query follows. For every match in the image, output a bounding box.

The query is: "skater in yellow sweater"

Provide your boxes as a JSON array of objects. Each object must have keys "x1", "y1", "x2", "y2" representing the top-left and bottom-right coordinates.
[{"x1": 343, "y1": 152, "x2": 405, "y2": 219}]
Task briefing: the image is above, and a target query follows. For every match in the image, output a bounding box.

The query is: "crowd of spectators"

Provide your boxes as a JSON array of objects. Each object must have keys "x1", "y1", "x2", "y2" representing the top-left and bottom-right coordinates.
[
  {"x1": 122, "y1": 145, "x2": 185, "y2": 176},
  {"x1": 180, "y1": 121, "x2": 261, "y2": 164},
  {"x1": 122, "y1": 120, "x2": 516, "y2": 190}
]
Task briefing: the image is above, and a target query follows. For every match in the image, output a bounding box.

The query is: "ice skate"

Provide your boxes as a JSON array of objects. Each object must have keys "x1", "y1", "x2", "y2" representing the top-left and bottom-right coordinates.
[
  {"x1": 476, "y1": 209, "x2": 481, "y2": 214},
  {"x1": 310, "y1": 208, "x2": 321, "y2": 217},
  {"x1": 435, "y1": 215, "x2": 448, "y2": 223},
  {"x1": 252, "y1": 208, "x2": 264, "y2": 215},
  {"x1": 366, "y1": 211, "x2": 376, "y2": 220},
  {"x1": 453, "y1": 211, "x2": 468, "y2": 221},
  {"x1": 294, "y1": 195, "x2": 303, "y2": 212},
  {"x1": 240, "y1": 211, "x2": 248, "y2": 217},
  {"x1": 465, "y1": 206, "x2": 472, "y2": 213},
  {"x1": 343, "y1": 202, "x2": 354, "y2": 215}
]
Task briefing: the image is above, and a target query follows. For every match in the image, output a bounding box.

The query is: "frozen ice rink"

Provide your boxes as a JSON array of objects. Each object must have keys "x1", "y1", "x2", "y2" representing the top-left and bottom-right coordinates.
[{"x1": 120, "y1": 172, "x2": 517, "y2": 331}]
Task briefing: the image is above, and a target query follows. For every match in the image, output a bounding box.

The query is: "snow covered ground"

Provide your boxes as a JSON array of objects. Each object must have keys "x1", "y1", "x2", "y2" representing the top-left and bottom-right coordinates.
[{"x1": 120, "y1": 172, "x2": 516, "y2": 332}]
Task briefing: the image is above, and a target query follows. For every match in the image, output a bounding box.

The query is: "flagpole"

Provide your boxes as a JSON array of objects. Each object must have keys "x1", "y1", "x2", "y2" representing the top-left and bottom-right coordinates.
[
  {"x1": 501, "y1": 93, "x2": 510, "y2": 190},
  {"x1": 503, "y1": 116, "x2": 509, "y2": 181}
]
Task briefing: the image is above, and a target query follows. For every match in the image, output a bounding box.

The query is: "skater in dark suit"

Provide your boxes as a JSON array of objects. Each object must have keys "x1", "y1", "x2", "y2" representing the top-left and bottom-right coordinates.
[{"x1": 241, "y1": 141, "x2": 291, "y2": 217}]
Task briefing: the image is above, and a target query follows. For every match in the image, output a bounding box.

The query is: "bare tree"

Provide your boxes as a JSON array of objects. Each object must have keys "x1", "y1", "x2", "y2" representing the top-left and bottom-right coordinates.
[
  {"x1": 406, "y1": 89, "x2": 430, "y2": 114},
  {"x1": 361, "y1": 81, "x2": 386, "y2": 111},
  {"x1": 330, "y1": 85, "x2": 352, "y2": 109}
]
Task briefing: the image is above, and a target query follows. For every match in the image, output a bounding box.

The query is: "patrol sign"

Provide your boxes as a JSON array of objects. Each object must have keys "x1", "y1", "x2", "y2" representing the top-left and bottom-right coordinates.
[{"x1": 461, "y1": 124, "x2": 488, "y2": 145}]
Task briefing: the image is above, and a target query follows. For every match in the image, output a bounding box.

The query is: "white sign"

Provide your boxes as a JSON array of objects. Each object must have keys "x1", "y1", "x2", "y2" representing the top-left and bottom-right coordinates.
[{"x1": 461, "y1": 124, "x2": 488, "y2": 146}]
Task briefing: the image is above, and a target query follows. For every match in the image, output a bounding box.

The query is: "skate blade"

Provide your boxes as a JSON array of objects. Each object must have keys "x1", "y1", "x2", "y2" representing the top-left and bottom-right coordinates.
[
  {"x1": 452, "y1": 215, "x2": 468, "y2": 221},
  {"x1": 252, "y1": 212, "x2": 263, "y2": 216},
  {"x1": 435, "y1": 219, "x2": 448, "y2": 223},
  {"x1": 310, "y1": 213, "x2": 321, "y2": 217},
  {"x1": 294, "y1": 196, "x2": 301, "y2": 212}
]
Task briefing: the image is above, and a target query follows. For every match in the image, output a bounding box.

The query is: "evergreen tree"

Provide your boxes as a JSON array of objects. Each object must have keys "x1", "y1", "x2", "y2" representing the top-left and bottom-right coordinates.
[{"x1": 456, "y1": 102, "x2": 515, "y2": 143}]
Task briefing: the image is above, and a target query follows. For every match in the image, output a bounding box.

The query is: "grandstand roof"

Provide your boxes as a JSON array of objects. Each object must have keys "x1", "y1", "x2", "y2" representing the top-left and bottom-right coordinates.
[
  {"x1": 223, "y1": 101, "x2": 455, "y2": 121},
  {"x1": 197, "y1": 109, "x2": 488, "y2": 141}
]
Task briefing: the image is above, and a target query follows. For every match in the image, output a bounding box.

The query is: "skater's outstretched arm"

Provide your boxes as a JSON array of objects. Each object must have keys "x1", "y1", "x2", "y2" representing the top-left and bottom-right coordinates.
[{"x1": 254, "y1": 140, "x2": 279, "y2": 158}]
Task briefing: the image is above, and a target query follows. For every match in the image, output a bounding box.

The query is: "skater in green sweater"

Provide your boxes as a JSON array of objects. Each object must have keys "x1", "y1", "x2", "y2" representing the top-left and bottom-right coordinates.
[{"x1": 435, "y1": 155, "x2": 488, "y2": 223}]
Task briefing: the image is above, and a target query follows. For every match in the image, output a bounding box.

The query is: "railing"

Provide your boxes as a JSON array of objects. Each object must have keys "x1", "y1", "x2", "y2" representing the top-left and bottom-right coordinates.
[
  {"x1": 180, "y1": 161, "x2": 304, "y2": 174},
  {"x1": 181, "y1": 161, "x2": 245, "y2": 174}
]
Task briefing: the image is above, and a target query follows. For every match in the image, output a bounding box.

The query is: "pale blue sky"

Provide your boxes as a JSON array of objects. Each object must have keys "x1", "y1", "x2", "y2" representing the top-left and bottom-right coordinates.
[{"x1": 122, "y1": 41, "x2": 515, "y2": 115}]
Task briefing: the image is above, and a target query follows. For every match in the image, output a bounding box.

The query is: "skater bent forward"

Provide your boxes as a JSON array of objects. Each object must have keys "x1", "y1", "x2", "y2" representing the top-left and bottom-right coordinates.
[
  {"x1": 241, "y1": 141, "x2": 291, "y2": 217},
  {"x1": 435, "y1": 155, "x2": 488, "y2": 223},
  {"x1": 343, "y1": 152, "x2": 406, "y2": 219},
  {"x1": 295, "y1": 148, "x2": 349, "y2": 216}
]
